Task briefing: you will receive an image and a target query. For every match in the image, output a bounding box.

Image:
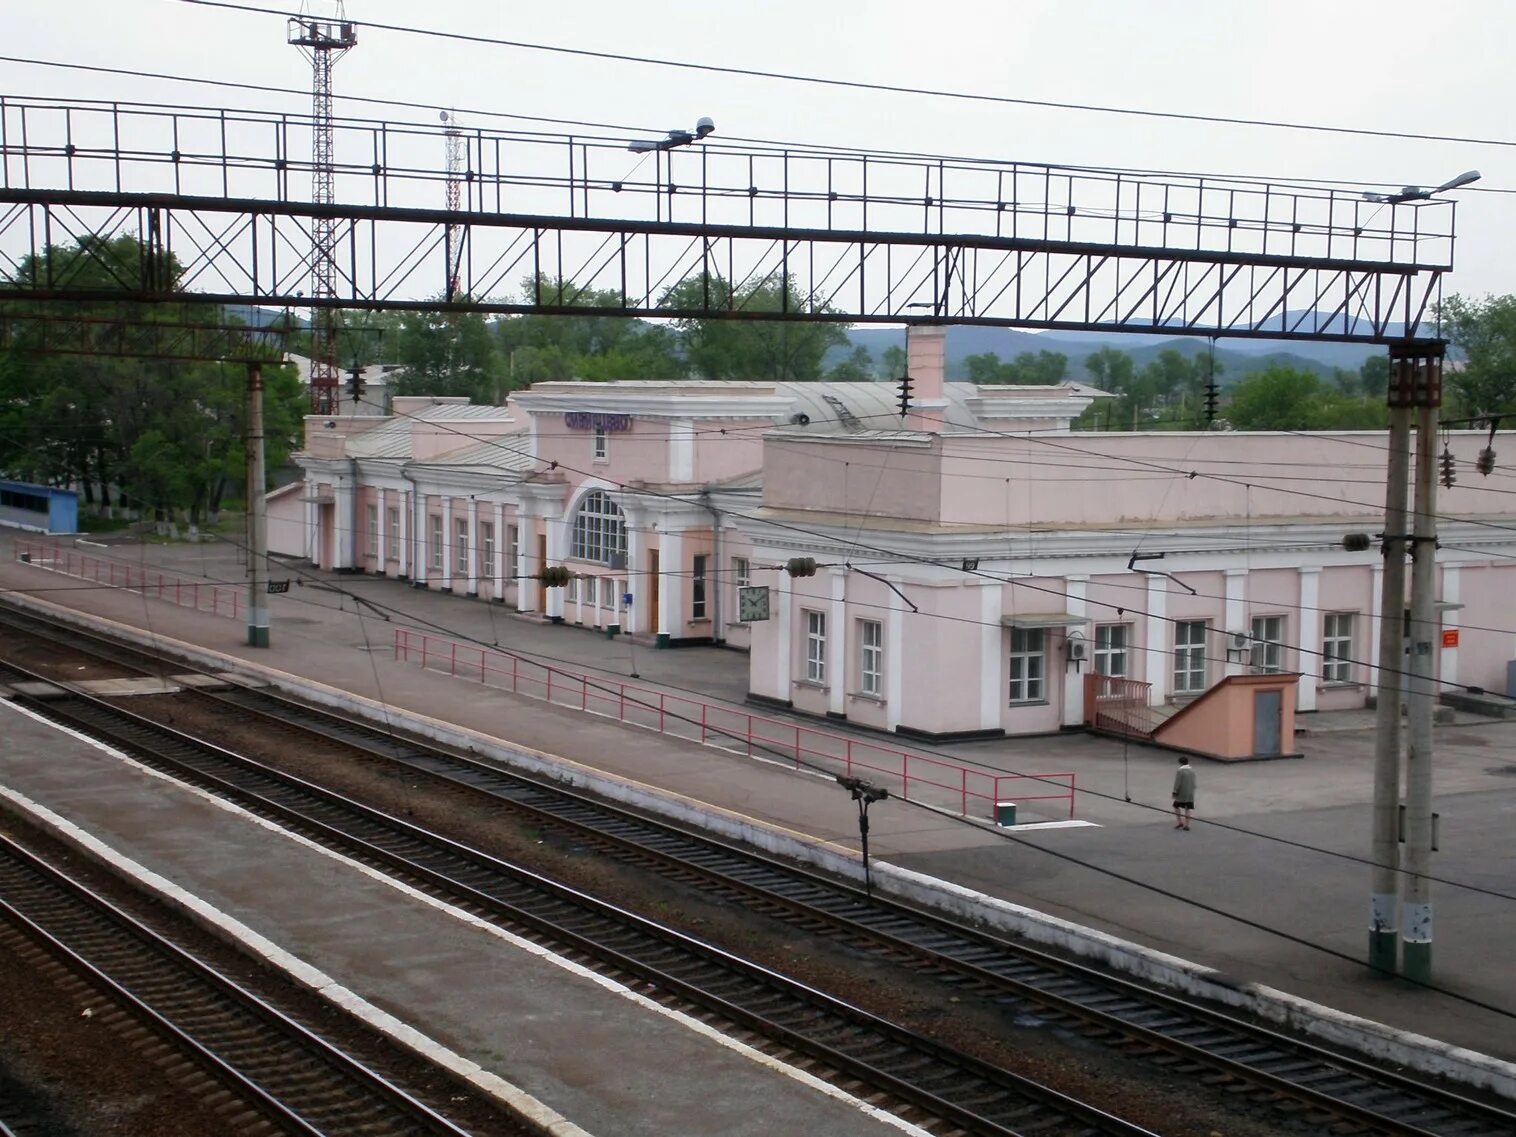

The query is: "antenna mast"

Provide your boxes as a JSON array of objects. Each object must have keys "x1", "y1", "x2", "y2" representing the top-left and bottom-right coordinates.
[{"x1": 289, "y1": 3, "x2": 356, "y2": 413}]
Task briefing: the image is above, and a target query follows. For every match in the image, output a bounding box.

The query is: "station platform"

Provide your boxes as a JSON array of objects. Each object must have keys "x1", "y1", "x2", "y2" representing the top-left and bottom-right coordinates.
[
  {"x1": 2, "y1": 532, "x2": 1514, "y2": 1077},
  {"x1": 0, "y1": 698, "x2": 921, "y2": 1137}
]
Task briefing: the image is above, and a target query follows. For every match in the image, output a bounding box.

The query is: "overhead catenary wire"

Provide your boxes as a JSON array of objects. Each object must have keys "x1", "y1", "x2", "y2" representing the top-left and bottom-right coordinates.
[{"x1": 174, "y1": 0, "x2": 1516, "y2": 158}]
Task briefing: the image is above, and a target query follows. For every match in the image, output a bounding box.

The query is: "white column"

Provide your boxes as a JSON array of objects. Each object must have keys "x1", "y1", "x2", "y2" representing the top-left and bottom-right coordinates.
[
  {"x1": 333, "y1": 480, "x2": 355, "y2": 569},
  {"x1": 304, "y1": 478, "x2": 318, "y2": 564},
  {"x1": 493, "y1": 502, "x2": 506, "y2": 598},
  {"x1": 828, "y1": 569, "x2": 847, "y2": 716},
  {"x1": 1369, "y1": 563, "x2": 1384, "y2": 693},
  {"x1": 415, "y1": 491, "x2": 429, "y2": 587},
  {"x1": 376, "y1": 489, "x2": 389, "y2": 575},
  {"x1": 886, "y1": 579, "x2": 905, "y2": 731},
  {"x1": 1061, "y1": 577, "x2": 1088, "y2": 727},
  {"x1": 1225, "y1": 568, "x2": 1248, "y2": 677},
  {"x1": 576, "y1": 576, "x2": 586, "y2": 625},
  {"x1": 516, "y1": 516, "x2": 537, "y2": 612},
  {"x1": 439, "y1": 494, "x2": 454, "y2": 591},
  {"x1": 1145, "y1": 573, "x2": 1169, "y2": 705},
  {"x1": 776, "y1": 573, "x2": 793, "y2": 700},
  {"x1": 658, "y1": 528, "x2": 685, "y2": 643},
  {"x1": 979, "y1": 582, "x2": 1002, "y2": 731},
  {"x1": 1297, "y1": 567, "x2": 1321, "y2": 711},
  {"x1": 466, "y1": 497, "x2": 480, "y2": 596},
  {"x1": 398, "y1": 489, "x2": 410, "y2": 578},
  {"x1": 626, "y1": 523, "x2": 645, "y2": 634},
  {"x1": 1439, "y1": 564, "x2": 1460, "y2": 689},
  {"x1": 544, "y1": 512, "x2": 567, "y2": 620}
]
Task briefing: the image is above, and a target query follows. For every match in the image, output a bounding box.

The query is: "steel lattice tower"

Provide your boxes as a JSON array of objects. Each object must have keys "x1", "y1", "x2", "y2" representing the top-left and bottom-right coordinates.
[
  {"x1": 289, "y1": 5, "x2": 356, "y2": 413},
  {"x1": 441, "y1": 110, "x2": 464, "y2": 300}
]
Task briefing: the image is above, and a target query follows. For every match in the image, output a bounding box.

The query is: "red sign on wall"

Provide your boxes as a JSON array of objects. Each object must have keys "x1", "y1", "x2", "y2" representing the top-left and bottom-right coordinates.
[{"x1": 1442, "y1": 629, "x2": 1460, "y2": 648}]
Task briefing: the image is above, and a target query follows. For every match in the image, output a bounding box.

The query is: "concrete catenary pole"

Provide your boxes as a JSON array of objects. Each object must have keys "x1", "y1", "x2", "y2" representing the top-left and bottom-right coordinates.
[
  {"x1": 1368, "y1": 392, "x2": 1410, "y2": 974},
  {"x1": 1403, "y1": 344, "x2": 1444, "y2": 982},
  {"x1": 246, "y1": 362, "x2": 270, "y2": 648}
]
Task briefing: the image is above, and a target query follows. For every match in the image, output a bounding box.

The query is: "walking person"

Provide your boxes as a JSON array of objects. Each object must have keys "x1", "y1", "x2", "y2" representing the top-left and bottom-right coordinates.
[{"x1": 1172, "y1": 756, "x2": 1196, "y2": 830}]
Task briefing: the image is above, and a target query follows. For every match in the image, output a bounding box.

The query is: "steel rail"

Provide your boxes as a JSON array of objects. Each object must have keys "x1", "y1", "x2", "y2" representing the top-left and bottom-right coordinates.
[{"x1": 0, "y1": 829, "x2": 478, "y2": 1137}]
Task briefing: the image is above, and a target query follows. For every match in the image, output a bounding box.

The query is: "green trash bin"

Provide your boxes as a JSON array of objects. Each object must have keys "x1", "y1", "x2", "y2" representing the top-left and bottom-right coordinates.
[{"x1": 994, "y1": 801, "x2": 1018, "y2": 827}]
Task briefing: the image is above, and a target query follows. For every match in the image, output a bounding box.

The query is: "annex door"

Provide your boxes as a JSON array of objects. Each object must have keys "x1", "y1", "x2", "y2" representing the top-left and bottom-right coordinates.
[{"x1": 1253, "y1": 689, "x2": 1282, "y2": 756}]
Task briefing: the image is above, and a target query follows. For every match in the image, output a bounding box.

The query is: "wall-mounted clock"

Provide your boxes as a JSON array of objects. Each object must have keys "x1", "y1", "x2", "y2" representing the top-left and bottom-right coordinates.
[{"x1": 738, "y1": 585, "x2": 771, "y2": 622}]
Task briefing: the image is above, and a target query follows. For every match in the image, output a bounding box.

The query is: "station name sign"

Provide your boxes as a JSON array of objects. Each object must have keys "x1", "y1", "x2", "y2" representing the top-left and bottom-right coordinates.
[{"x1": 564, "y1": 412, "x2": 633, "y2": 432}]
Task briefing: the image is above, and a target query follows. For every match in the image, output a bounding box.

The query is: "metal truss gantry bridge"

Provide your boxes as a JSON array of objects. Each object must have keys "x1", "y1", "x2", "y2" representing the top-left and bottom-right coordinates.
[{"x1": 0, "y1": 96, "x2": 1458, "y2": 343}]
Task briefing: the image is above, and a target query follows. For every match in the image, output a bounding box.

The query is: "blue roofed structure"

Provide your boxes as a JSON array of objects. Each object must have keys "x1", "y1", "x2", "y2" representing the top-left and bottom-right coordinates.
[{"x1": 0, "y1": 480, "x2": 79, "y2": 534}]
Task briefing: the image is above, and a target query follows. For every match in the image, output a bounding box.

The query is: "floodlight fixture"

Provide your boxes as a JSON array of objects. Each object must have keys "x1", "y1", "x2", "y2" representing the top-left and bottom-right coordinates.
[
  {"x1": 627, "y1": 117, "x2": 716, "y2": 153},
  {"x1": 1363, "y1": 169, "x2": 1481, "y2": 205}
]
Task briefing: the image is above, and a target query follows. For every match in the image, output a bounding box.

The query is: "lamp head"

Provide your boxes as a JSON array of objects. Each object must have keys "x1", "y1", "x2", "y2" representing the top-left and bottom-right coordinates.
[{"x1": 693, "y1": 116, "x2": 715, "y2": 140}]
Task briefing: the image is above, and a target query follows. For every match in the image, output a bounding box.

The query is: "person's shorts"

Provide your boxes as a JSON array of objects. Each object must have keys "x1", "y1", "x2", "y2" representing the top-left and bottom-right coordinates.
[{"x1": 1173, "y1": 800, "x2": 1194, "y2": 809}]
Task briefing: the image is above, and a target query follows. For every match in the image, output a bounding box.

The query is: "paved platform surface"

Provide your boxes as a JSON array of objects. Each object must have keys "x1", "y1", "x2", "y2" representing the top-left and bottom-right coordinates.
[
  {"x1": 0, "y1": 699, "x2": 919, "y2": 1137},
  {"x1": 3, "y1": 532, "x2": 1515, "y2": 1065}
]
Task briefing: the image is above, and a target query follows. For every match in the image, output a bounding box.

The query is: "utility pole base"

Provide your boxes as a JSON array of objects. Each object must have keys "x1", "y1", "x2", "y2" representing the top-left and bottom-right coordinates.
[
  {"x1": 1402, "y1": 940, "x2": 1431, "y2": 983},
  {"x1": 1368, "y1": 930, "x2": 1397, "y2": 974},
  {"x1": 247, "y1": 625, "x2": 270, "y2": 648}
]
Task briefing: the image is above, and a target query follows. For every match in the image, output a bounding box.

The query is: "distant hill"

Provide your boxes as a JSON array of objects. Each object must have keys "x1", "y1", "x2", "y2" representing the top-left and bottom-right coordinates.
[{"x1": 828, "y1": 322, "x2": 1383, "y2": 385}]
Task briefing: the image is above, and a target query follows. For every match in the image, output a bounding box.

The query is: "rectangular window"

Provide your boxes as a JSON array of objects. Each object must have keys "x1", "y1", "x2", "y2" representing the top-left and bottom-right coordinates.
[
  {"x1": 507, "y1": 525, "x2": 519, "y2": 575},
  {"x1": 1094, "y1": 623, "x2": 1129, "y2": 677},
  {"x1": 597, "y1": 577, "x2": 612, "y2": 609},
  {"x1": 365, "y1": 504, "x2": 378, "y2": 558},
  {"x1": 805, "y1": 610, "x2": 827, "y2": 684},
  {"x1": 429, "y1": 514, "x2": 443, "y2": 571},
  {"x1": 859, "y1": 619, "x2": 883, "y2": 697},
  {"x1": 455, "y1": 518, "x2": 469, "y2": 574},
  {"x1": 566, "y1": 575, "x2": 579, "y2": 603},
  {"x1": 691, "y1": 554, "x2": 708, "y2": 619},
  {"x1": 732, "y1": 556, "x2": 750, "y2": 589},
  {"x1": 593, "y1": 425, "x2": 608, "y2": 460},
  {"x1": 1173, "y1": 620, "x2": 1208, "y2": 694},
  {"x1": 480, "y1": 521, "x2": 495, "y2": 577},
  {"x1": 1250, "y1": 615, "x2": 1285, "y2": 673},
  {"x1": 386, "y1": 506, "x2": 400, "y2": 561},
  {"x1": 1008, "y1": 627, "x2": 1046, "y2": 703},
  {"x1": 1323, "y1": 613, "x2": 1355, "y2": 683}
]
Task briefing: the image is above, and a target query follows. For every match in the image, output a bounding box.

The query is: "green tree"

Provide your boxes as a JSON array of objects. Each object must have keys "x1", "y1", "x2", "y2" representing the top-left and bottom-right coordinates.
[
  {"x1": 1439, "y1": 294, "x2": 1516, "y2": 415},
  {"x1": 1, "y1": 235, "x2": 305, "y2": 523},
  {"x1": 389, "y1": 302, "x2": 504, "y2": 402},
  {"x1": 827, "y1": 345, "x2": 874, "y2": 381},
  {"x1": 880, "y1": 344, "x2": 907, "y2": 379},
  {"x1": 1224, "y1": 366, "x2": 1384, "y2": 431},
  {"x1": 1359, "y1": 354, "x2": 1389, "y2": 399},
  {"x1": 963, "y1": 349, "x2": 1068, "y2": 384},
  {"x1": 663, "y1": 273, "x2": 849, "y2": 380},
  {"x1": 496, "y1": 277, "x2": 685, "y2": 384}
]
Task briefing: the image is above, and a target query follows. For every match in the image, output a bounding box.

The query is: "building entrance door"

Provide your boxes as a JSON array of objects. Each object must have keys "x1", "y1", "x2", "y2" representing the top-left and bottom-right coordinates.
[{"x1": 648, "y1": 549, "x2": 661, "y2": 634}]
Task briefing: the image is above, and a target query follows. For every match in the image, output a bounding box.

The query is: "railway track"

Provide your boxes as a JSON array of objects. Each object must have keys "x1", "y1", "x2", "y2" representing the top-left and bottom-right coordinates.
[
  {"x1": 0, "y1": 827, "x2": 491, "y2": 1137},
  {"x1": 2, "y1": 604, "x2": 1515, "y2": 1137}
]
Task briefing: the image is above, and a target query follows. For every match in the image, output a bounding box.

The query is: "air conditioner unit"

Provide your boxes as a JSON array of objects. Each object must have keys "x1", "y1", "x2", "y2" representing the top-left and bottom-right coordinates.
[
  {"x1": 1068, "y1": 640, "x2": 1086, "y2": 660},
  {"x1": 1230, "y1": 631, "x2": 1250, "y2": 650},
  {"x1": 608, "y1": 553, "x2": 627, "y2": 571}
]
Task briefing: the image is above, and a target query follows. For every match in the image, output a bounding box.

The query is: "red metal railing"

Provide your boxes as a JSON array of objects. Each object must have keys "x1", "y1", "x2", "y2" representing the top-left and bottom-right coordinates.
[
  {"x1": 14, "y1": 538, "x2": 243, "y2": 622},
  {"x1": 393, "y1": 628, "x2": 1077, "y2": 822},
  {"x1": 1084, "y1": 672, "x2": 1160, "y2": 737}
]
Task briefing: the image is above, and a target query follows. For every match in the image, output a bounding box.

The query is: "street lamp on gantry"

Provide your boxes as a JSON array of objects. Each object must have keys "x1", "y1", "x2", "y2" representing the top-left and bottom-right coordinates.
[
  {"x1": 1363, "y1": 170, "x2": 1481, "y2": 204},
  {"x1": 837, "y1": 775, "x2": 889, "y2": 899},
  {"x1": 627, "y1": 116, "x2": 716, "y2": 153}
]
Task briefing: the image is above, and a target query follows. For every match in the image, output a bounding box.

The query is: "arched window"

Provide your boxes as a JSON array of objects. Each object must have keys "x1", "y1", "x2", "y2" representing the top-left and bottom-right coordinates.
[{"x1": 571, "y1": 490, "x2": 627, "y2": 564}]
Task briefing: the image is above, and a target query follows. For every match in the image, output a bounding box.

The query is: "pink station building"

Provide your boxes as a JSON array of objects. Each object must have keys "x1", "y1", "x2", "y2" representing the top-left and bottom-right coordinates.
[{"x1": 274, "y1": 327, "x2": 1516, "y2": 742}]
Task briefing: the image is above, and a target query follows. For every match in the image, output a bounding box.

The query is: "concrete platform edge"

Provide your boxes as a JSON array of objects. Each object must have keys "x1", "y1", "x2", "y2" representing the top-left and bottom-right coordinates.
[
  {"x1": 0, "y1": 704, "x2": 595, "y2": 1137},
  {"x1": 8, "y1": 592, "x2": 1515, "y2": 1102}
]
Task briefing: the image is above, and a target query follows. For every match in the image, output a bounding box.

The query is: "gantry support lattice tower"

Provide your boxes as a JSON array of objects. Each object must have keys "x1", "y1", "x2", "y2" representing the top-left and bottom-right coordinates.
[
  {"x1": 288, "y1": 5, "x2": 356, "y2": 413},
  {"x1": 441, "y1": 110, "x2": 465, "y2": 300}
]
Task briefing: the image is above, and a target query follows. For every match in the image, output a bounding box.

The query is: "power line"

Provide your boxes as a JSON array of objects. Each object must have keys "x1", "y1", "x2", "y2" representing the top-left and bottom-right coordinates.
[{"x1": 176, "y1": 0, "x2": 1516, "y2": 156}]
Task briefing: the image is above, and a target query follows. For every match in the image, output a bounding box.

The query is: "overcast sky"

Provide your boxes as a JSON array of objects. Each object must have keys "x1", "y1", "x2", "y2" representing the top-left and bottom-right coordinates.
[{"x1": 7, "y1": 0, "x2": 1514, "y2": 299}]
